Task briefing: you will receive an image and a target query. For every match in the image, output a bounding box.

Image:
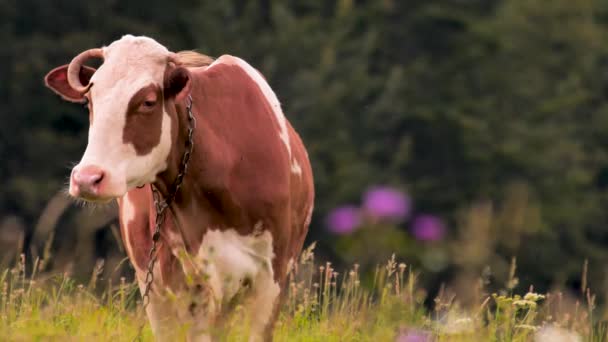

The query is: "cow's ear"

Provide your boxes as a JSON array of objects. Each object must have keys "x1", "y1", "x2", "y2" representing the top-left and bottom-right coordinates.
[
  {"x1": 164, "y1": 67, "x2": 191, "y2": 102},
  {"x1": 44, "y1": 65, "x2": 96, "y2": 103}
]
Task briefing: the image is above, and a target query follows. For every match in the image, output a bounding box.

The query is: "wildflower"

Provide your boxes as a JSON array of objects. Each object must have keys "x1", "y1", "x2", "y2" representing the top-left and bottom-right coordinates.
[
  {"x1": 513, "y1": 299, "x2": 537, "y2": 309},
  {"x1": 363, "y1": 186, "x2": 411, "y2": 222},
  {"x1": 535, "y1": 325, "x2": 581, "y2": 342},
  {"x1": 325, "y1": 206, "x2": 361, "y2": 234},
  {"x1": 453, "y1": 317, "x2": 473, "y2": 324},
  {"x1": 395, "y1": 328, "x2": 430, "y2": 342},
  {"x1": 411, "y1": 215, "x2": 446, "y2": 241},
  {"x1": 492, "y1": 294, "x2": 514, "y2": 309},
  {"x1": 524, "y1": 292, "x2": 546, "y2": 302},
  {"x1": 441, "y1": 316, "x2": 475, "y2": 334}
]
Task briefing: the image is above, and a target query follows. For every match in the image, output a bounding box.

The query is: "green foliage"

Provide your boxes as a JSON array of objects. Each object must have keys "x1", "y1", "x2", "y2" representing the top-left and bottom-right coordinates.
[{"x1": 3, "y1": 0, "x2": 608, "y2": 296}]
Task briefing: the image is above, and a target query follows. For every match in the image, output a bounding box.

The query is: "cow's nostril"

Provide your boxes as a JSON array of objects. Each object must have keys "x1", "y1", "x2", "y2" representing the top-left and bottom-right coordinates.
[{"x1": 93, "y1": 172, "x2": 104, "y2": 186}]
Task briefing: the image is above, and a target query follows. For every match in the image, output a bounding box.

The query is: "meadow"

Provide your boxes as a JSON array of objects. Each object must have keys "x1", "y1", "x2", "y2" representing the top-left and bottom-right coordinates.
[{"x1": 0, "y1": 243, "x2": 601, "y2": 342}]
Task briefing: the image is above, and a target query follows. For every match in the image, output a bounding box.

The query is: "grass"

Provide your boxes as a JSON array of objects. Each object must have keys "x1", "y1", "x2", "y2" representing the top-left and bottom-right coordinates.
[{"x1": 0, "y1": 245, "x2": 605, "y2": 341}]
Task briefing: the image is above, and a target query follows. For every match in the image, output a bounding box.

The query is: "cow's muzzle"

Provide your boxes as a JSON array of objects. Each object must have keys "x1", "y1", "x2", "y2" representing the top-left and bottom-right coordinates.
[{"x1": 70, "y1": 165, "x2": 107, "y2": 201}]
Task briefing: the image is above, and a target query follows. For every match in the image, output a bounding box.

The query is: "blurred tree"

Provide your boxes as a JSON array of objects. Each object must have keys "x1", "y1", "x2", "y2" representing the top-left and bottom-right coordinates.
[{"x1": 2, "y1": 0, "x2": 608, "y2": 294}]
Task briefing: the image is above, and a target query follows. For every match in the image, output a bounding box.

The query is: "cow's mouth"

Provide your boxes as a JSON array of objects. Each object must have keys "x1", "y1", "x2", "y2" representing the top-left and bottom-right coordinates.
[
  {"x1": 69, "y1": 184, "x2": 118, "y2": 203},
  {"x1": 76, "y1": 193, "x2": 115, "y2": 203}
]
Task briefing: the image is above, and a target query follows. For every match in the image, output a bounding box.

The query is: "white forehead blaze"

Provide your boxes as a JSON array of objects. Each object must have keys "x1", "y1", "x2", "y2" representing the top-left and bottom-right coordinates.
[{"x1": 77, "y1": 35, "x2": 173, "y2": 195}]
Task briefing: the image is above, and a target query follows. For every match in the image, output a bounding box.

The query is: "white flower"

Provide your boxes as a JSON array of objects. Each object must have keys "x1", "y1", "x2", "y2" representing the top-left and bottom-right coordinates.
[
  {"x1": 440, "y1": 316, "x2": 475, "y2": 334},
  {"x1": 524, "y1": 292, "x2": 546, "y2": 302},
  {"x1": 513, "y1": 299, "x2": 537, "y2": 308},
  {"x1": 535, "y1": 325, "x2": 581, "y2": 342}
]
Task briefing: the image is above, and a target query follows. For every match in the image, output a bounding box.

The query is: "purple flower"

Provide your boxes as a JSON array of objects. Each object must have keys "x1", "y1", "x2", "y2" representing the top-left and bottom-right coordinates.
[
  {"x1": 411, "y1": 214, "x2": 446, "y2": 241},
  {"x1": 395, "y1": 330, "x2": 430, "y2": 342},
  {"x1": 325, "y1": 206, "x2": 361, "y2": 235},
  {"x1": 362, "y1": 186, "x2": 411, "y2": 222}
]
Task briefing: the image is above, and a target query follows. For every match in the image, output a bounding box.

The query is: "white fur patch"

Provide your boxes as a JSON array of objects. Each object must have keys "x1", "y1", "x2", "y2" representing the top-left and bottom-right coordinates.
[
  {"x1": 253, "y1": 221, "x2": 264, "y2": 235},
  {"x1": 291, "y1": 160, "x2": 302, "y2": 175},
  {"x1": 195, "y1": 228, "x2": 280, "y2": 339},
  {"x1": 196, "y1": 229, "x2": 274, "y2": 300},
  {"x1": 120, "y1": 193, "x2": 137, "y2": 223},
  {"x1": 119, "y1": 194, "x2": 138, "y2": 270},
  {"x1": 304, "y1": 205, "x2": 314, "y2": 227},
  {"x1": 286, "y1": 258, "x2": 294, "y2": 276}
]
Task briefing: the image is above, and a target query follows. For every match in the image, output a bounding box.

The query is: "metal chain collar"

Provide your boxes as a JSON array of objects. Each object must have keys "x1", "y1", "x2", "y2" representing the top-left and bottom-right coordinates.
[{"x1": 134, "y1": 95, "x2": 195, "y2": 340}]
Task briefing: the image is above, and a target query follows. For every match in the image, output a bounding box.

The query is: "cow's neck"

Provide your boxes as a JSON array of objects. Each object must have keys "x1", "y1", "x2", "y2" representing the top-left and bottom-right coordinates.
[{"x1": 153, "y1": 94, "x2": 214, "y2": 254}]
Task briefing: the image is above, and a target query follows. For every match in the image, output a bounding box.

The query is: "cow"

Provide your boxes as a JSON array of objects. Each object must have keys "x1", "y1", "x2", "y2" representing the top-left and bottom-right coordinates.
[{"x1": 44, "y1": 35, "x2": 314, "y2": 341}]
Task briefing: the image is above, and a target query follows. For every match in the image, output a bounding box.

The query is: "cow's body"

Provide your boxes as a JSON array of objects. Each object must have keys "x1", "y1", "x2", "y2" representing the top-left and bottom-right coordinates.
[
  {"x1": 44, "y1": 36, "x2": 313, "y2": 341},
  {"x1": 118, "y1": 57, "x2": 314, "y2": 340}
]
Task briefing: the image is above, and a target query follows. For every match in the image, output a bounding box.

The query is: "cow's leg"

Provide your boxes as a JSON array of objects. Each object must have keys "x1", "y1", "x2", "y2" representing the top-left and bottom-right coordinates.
[
  {"x1": 257, "y1": 221, "x2": 310, "y2": 340},
  {"x1": 247, "y1": 236, "x2": 291, "y2": 342},
  {"x1": 184, "y1": 283, "x2": 218, "y2": 342},
  {"x1": 174, "y1": 255, "x2": 223, "y2": 342},
  {"x1": 142, "y1": 290, "x2": 184, "y2": 341},
  {"x1": 137, "y1": 269, "x2": 218, "y2": 342},
  {"x1": 260, "y1": 279, "x2": 288, "y2": 342},
  {"x1": 247, "y1": 265, "x2": 282, "y2": 342}
]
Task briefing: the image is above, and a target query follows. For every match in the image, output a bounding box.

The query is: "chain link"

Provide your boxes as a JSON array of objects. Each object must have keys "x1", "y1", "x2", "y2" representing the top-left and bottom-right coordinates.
[{"x1": 133, "y1": 95, "x2": 195, "y2": 341}]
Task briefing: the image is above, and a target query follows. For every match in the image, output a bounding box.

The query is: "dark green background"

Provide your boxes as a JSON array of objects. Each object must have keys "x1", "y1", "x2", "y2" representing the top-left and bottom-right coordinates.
[{"x1": 2, "y1": 0, "x2": 608, "y2": 299}]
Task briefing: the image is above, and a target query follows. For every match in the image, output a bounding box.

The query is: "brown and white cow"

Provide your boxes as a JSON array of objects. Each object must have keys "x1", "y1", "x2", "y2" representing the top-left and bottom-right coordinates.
[{"x1": 44, "y1": 35, "x2": 314, "y2": 341}]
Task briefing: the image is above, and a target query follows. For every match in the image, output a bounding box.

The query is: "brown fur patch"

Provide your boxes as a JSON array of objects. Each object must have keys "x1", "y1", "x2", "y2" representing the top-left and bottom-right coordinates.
[{"x1": 122, "y1": 83, "x2": 164, "y2": 155}]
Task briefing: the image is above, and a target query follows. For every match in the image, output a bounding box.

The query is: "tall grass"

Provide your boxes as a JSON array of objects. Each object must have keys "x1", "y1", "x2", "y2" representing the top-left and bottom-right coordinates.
[
  {"x1": 0, "y1": 254, "x2": 147, "y2": 341},
  {"x1": 0, "y1": 246, "x2": 604, "y2": 341}
]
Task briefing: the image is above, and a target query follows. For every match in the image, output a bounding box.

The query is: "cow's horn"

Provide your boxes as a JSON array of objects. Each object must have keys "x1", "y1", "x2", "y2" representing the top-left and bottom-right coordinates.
[{"x1": 67, "y1": 48, "x2": 104, "y2": 93}]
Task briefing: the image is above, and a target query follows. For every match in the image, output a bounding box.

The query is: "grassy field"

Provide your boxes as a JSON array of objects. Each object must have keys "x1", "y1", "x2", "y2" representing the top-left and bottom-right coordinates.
[{"x1": 0, "y1": 245, "x2": 603, "y2": 341}]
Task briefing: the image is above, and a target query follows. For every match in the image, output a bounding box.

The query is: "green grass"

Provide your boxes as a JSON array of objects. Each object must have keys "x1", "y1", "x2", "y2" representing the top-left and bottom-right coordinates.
[{"x1": 0, "y1": 248, "x2": 604, "y2": 341}]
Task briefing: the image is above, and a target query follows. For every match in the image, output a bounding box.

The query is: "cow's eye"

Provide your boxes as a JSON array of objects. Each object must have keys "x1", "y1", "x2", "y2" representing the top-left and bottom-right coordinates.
[{"x1": 143, "y1": 100, "x2": 156, "y2": 108}]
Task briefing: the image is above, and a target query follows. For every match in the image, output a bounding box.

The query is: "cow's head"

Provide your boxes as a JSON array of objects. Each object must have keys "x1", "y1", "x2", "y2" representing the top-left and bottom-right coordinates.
[{"x1": 45, "y1": 35, "x2": 193, "y2": 202}]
